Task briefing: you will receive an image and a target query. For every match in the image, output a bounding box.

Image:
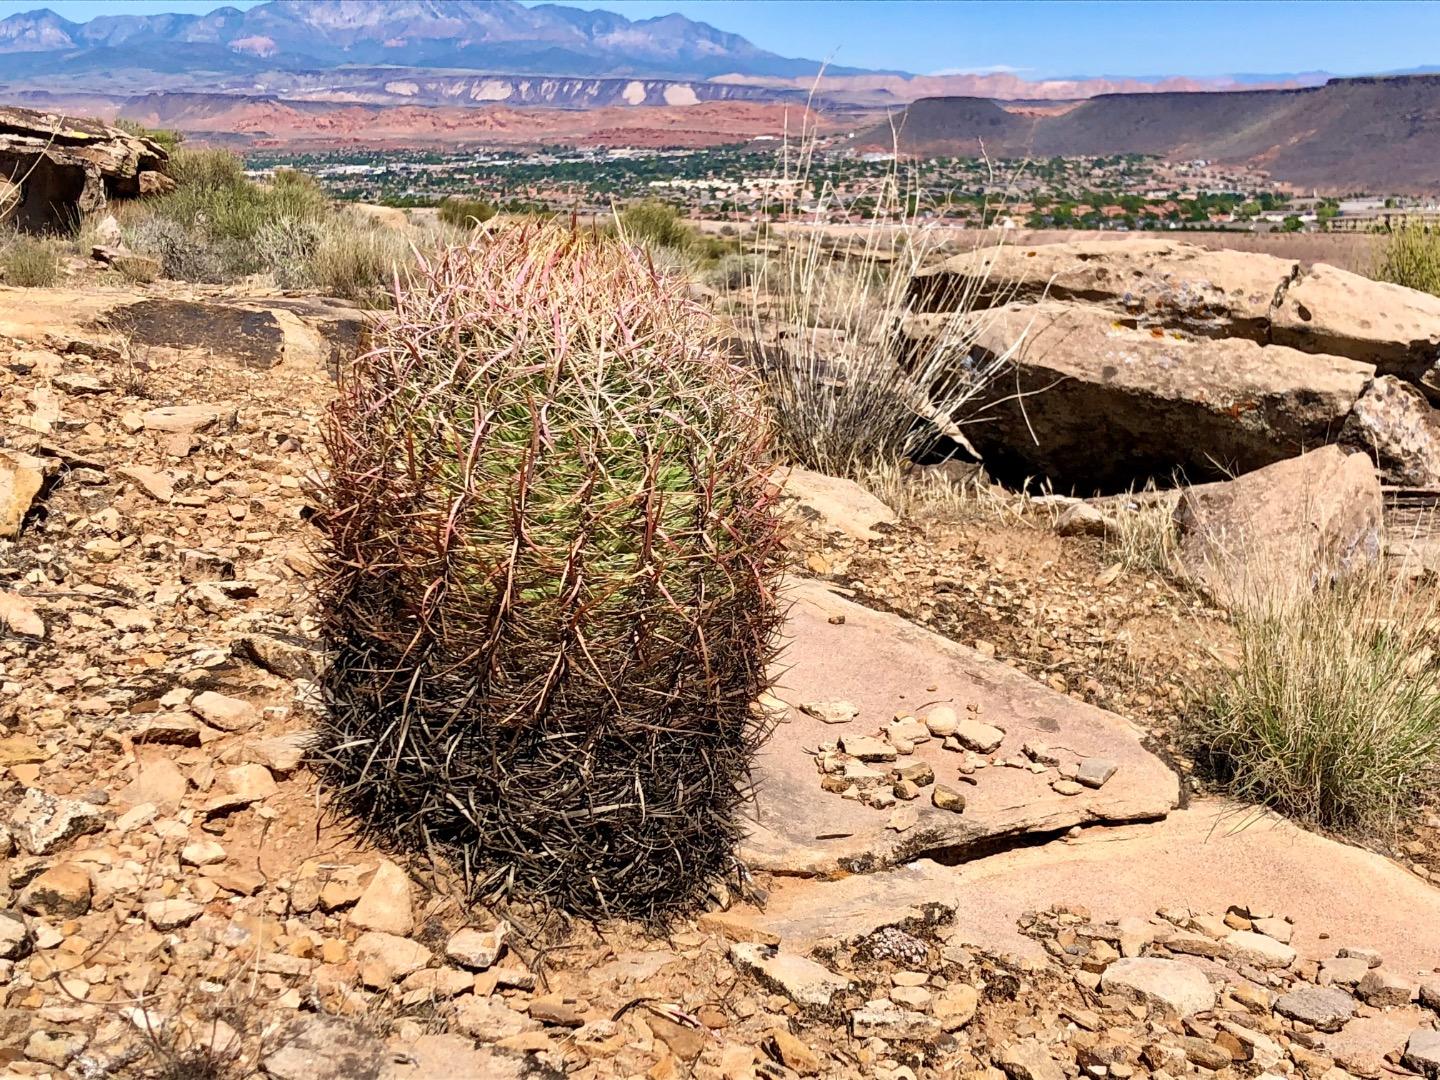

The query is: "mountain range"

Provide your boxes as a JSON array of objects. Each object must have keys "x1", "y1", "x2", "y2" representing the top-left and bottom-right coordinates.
[
  {"x1": 0, "y1": 0, "x2": 862, "y2": 82},
  {"x1": 0, "y1": 0, "x2": 1333, "y2": 102}
]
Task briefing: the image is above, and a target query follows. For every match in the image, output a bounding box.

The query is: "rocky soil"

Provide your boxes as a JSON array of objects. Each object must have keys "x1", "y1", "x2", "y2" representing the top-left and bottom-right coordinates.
[{"x1": 1, "y1": 273, "x2": 1439, "y2": 1080}]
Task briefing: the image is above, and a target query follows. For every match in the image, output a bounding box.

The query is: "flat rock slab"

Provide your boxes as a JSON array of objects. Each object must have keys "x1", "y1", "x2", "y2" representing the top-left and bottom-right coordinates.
[
  {"x1": 729, "y1": 800, "x2": 1440, "y2": 984},
  {"x1": 740, "y1": 581, "x2": 1179, "y2": 875}
]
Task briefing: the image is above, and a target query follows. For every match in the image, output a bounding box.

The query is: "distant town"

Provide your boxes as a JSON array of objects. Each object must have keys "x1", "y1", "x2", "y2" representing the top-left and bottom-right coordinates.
[{"x1": 246, "y1": 143, "x2": 1440, "y2": 233}]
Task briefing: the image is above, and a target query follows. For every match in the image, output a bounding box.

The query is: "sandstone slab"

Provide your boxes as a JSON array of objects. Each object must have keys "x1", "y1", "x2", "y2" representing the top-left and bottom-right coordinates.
[{"x1": 741, "y1": 580, "x2": 1178, "y2": 876}]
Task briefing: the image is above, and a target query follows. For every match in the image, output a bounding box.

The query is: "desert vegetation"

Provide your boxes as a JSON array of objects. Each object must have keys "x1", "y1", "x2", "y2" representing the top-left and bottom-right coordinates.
[
  {"x1": 116, "y1": 148, "x2": 432, "y2": 303},
  {"x1": 1373, "y1": 221, "x2": 1440, "y2": 296},
  {"x1": 314, "y1": 221, "x2": 784, "y2": 917},
  {"x1": 1192, "y1": 572, "x2": 1440, "y2": 834}
]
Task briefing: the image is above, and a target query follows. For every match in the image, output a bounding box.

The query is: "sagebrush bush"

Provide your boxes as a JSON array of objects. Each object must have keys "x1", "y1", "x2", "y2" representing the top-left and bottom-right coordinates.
[
  {"x1": 119, "y1": 153, "x2": 422, "y2": 301},
  {"x1": 0, "y1": 233, "x2": 63, "y2": 287},
  {"x1": 436, "y1": 195, "x2": 496, "y2": 228},
  {"x1": 1191, "y1": 572, "x2": 1440, "y2": 834},
  {"x1": 315, "y1": 223, "x2": 784, "y2": 917},
  {"x1": 1374, "y1": 223, "x2": 1440, "y2": 296},
  {"x1": 618, "y1": 199, "x2": 698, "y2": 253}
]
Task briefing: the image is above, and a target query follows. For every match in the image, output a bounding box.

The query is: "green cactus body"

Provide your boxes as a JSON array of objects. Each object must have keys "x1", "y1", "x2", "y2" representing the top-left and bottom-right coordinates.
[{"x1": 316, "y1": 224, "x2": 784, "y2": 917}]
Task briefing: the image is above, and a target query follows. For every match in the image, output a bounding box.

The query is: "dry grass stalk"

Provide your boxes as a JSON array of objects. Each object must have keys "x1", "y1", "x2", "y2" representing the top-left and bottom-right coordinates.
[{"x1": 731, "y1": 112, "x2": 1028, "y2": 480}]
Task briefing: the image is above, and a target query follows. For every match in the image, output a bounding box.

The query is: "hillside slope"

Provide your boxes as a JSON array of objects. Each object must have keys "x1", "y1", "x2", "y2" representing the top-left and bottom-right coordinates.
[{"x1": 866, "y1": 75, "x2": 1440, "y2": 191}]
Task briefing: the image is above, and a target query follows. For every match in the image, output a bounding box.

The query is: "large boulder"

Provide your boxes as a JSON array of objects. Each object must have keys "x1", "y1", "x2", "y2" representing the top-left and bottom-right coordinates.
[
  {"x1": 1272, "y1": 262, "x2": 1440, "y2": 393},
  {"x1": 1341, "y1": 375, "x2": 1440, "y2": 487},
  {"x1": 907, "y1": 301, "x2": 1375, "y2": 492},
  {"x1": 1173, "y1": 446, "x2": 1383, "y2": 610},
  {"x1": 912, "y1": 239, "x2": 1296, "y2": 343},
  {"x1": 913, "y1": 240, "x2": 1440, "y2": 401},
  {"x1": 0, "y1": 106, "x2": 168, "y2": 233}
]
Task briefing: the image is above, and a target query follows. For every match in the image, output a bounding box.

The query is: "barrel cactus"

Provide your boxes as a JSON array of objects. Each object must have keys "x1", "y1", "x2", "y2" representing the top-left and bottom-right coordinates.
[{"x1": 315, "y1": 224, "x2": 785, "y2": 917}]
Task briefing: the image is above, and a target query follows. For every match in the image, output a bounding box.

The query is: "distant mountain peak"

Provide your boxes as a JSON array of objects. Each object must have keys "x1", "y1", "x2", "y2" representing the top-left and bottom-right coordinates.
[{"x1": 0, "y1": 0, "x2": 849, "y2": 82}]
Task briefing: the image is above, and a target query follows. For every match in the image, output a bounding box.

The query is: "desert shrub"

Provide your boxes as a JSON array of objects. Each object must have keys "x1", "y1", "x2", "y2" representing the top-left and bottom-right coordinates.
[
  {"x1": 1373, "y1": 223, "x2": 1440, "y2": 297},
  {"x1": 121, "y1": 156, "x2": 413, "y2": 299},
  {"x1": 164, "y1": 146, "x2": 247, "y2": 190},
  {"x1": 315, "y1": 223, "x2": 784, "y2": 917},
  {"x1": 114, "y1": 117, "x2": 185, "y2": 154},
  {"x1": 436, "y1": 195, "x2": 496, "y2": 228},
  {"x1": 1191, "y1": 573, "x2": 1440, "y2": 834},
  {"x1": 0, "y1": 233, "x2": 63, "y2": 287},
  {"x1": 618, "y1": 199, "x2": 698, "y2": 254},
  {"x1": 124, "y1": 213, "x2": 225, "y2": 282}
]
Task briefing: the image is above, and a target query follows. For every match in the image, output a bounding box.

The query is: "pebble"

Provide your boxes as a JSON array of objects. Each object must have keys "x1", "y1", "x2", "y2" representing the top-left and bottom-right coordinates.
[
  {"x1": 954, "y1": 719, "x2": 1005, "y2": 754},
  {"x1": 932, "y1": 784, "x2": 967, "y2": 813},
  {"x1": 1075, "y1": 757, "x2": 1118, "y2": 789},
  {"x1": 446, "y1": 924, "x2": 508, "y2": 971},
  {"x1": 348, "y1": 860, "x2": 414, "y2": 936},
  {"x1": 800, "y1": 701, "x2": 859, "y2": 725}
]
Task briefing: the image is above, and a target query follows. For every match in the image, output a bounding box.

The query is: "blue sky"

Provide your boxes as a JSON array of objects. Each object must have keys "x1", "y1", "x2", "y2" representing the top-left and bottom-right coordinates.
[{"x1": 1, "y1": 0, "x2": 1439, "y2": 79}]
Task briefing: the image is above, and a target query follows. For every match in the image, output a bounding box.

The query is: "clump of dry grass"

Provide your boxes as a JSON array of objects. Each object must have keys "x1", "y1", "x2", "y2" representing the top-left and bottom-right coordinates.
[
  {"x1": 1191, "y1": 570, "x2": 1440, "y2": 834},
  {"x1": 314, "y1": 222, "x2": 785, "y2": 918},
  {"x1": 729, "y1": 124, "x2": 1026, "y2": 481},
  {"x1": 1103, "y1": 486, "x2": 1180, "y2": 574},
  {"x1": 0, "y1": 231, "x2": 64, "y2": 287}
]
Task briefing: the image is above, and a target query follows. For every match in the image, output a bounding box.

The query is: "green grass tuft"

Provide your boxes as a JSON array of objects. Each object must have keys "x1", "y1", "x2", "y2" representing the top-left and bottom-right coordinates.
[{"x1": 1191, "y1": 572, "x2": 1440, "y2": 835}]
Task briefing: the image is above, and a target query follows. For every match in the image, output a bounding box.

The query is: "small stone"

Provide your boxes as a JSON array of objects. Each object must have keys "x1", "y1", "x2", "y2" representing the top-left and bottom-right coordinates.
[
  {"x1": 19, "y1": 863, "x2": 91, "y2": 917},
  {"x1": 892, "y1": 779, "x2": 921, "y2": 801},
  {"x1": 1419, "y1": 979, "x2": 1440, "y2": 1011},
  {"x1": 245, "y1": 733, "x2": 309, "y2": 774},
  {"x1": 889, "y1": 984, "x2": 931, "y2": 1009},
  {"x1": 1274, "y1": 986, "x2": 1356, "y2": 1032},
  {"x1": 1075, "y1": 758, "x2": 1118, "y2": 789},
  {"x1": 1183, "y1": 1037, "x2": 1233, "y2": 1071},
  {"x1": 1051, "y1": 779, "x2": 1084, "y2": 796},
  {"x1": 933, "y1": 984, "x2": 979, "y2": 1031},
  {"x1": 141, "y1": 404, "x2": 228, "y2": 433},
  {"x1": 1402, "y1": 1029, "x2": 1440, "y2": 1078},
  {"x1": 9, "y1": 788, "x2": 106, "y2": 855},
  {"x1": 452, "y1": 995, "x2": 541, "y2": 1043},
  {"x1": 997, "y1": 1038, "x2": 1067, "y2": 1080},
  {"x1": 923, "y1": 706, "x2": 958, "y2": 737},
  {"x1": 893, "y1": 761, "x2": 934, "y2": 786},
  {"x1": 145, "y1": 899, "x2": 204, "y2": 930},
  {"x1": 1225, "y1": 930, "x2": 1295, "y2": 969},
  {"x1": 117, "y1": 464, "x2": 175, "y2": 502},
  {"x1": 222, "y1": 763, "x2": 277, "y2": 801},
  {"x1": 1321, "y1": 956, "x2": 1372, "y2": 986},
  {"x1": 1022, "y1": 741, "x2": 1061, "y2": 766},
  {"x1": 954, "y1": 719, "x2": 1005, "y2": 754},
  {"x1": 0, "y1": 910, "x2": 33, "y2": 960},
  {"x1": 446, "y1": 924, "x2": 508, "y2": 971},
  {"x1": 528, "y1": 993, "x2": 589, "y2": 1027},
  {"x1": 1100, "y1": 957, "x2": 1216, "y2": 1017},
  {"x1": 1337, "y1": 945, "x2": 1383, "y2": 967},
  {"x1": 353, "y1": 931, "x2": 431, "y2": 977},
  {"x1": 0, "y1": 592, "x2": 44, "y2": 638},
  {"x1": 768, "y1": 1028, "x2": 821, "y2": 1075},
  {"x1": 1252, "y1": 916, "x2": 1293, "y2": 943},
  {"x1": 850, "y1": 998, "x2": 941, "y2": 1041},
  {"x1": 840, "y1": 734, "x2": 897, "y2": 762},
  {"x1": 800, "y1": 701, "x2": 859, "y2": 725},
  {"x1": 25, "y1": 1030, "x2": 86, "y2": 1068},
  {"x1": 1356, "y1": 967, "x2": 1414, "y2": 1007},
  {"x1": 932, "y1": 784, "x2": 966, "y2": 813},
  {"x1": 181, "y1": 840, "x2": 227, "y2": 866},
  {"x1": 349, "y1": 860, "x2": 414, "y2": 935},
  {"x1": 190, "y1": 691, "x2": 260, "y2": 732},
  {"x1": 730, "y1": 943, "x2": 850, "y2": 1010}
]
